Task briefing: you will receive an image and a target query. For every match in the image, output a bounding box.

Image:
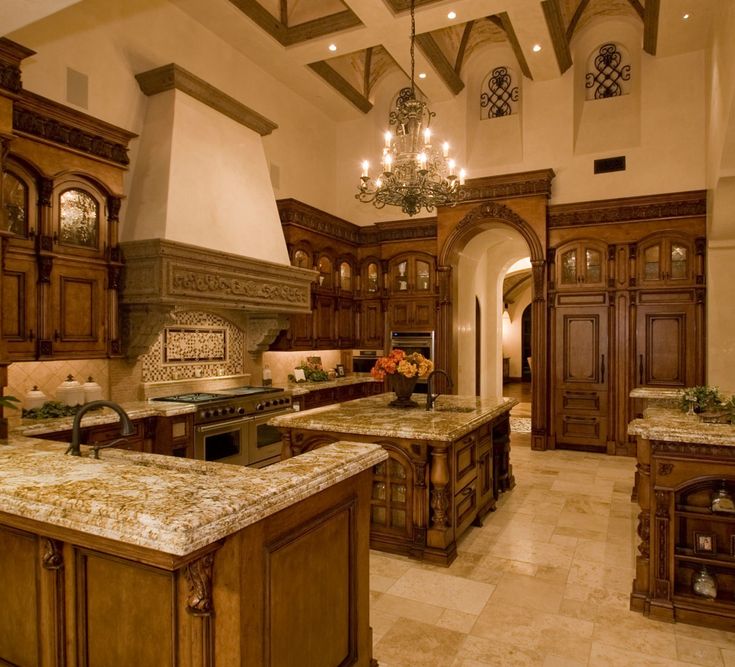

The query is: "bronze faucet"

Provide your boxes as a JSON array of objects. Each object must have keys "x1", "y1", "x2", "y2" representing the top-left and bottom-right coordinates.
[
  {"x1": 66, "y1": 400, "x2": 135, "y2": 458},
  {"x1": 426, "y1": 369, "x2": 453, "y2": 411}
]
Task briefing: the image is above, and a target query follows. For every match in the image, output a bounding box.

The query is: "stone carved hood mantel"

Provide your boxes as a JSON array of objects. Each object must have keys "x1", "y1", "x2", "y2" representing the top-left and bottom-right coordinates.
[{"x1": 120, "y1": 238, "x2": 315, "y2": 359}]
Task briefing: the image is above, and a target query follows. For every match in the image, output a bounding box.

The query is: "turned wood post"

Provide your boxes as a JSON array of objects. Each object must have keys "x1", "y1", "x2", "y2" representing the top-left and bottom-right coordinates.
[
  {"x1": 630, "y1": 435, "x2": 651, "y2": 612},
  {"x1": 429, "y1": 448, "x2": 449, "y2": 528}
]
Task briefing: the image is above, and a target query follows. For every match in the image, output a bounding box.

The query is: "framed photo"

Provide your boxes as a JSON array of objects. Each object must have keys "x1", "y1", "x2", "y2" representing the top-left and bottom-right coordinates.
[
  {"x1": 293, "y1": 368, "x2": 306, "y2": 382},
  {"x1": 336, "y1": 364, "x2": 345, "y2": 377},
  {"x1": 306, "y1": 356, "x2": 322, "y2": 368},
  {"x1": 694, "y1": 532, "x2": 716, "y2": 555}
]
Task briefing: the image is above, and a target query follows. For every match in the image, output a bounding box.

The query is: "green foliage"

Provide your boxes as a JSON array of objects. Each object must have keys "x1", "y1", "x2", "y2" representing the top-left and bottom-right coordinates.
[
  {"x1": 680, "y1": 386, "x2": 724, "y2": 413},
  {"x1": 21, "y1": 401, "x2": 99, "y2": 420},
  {"x1": 0, "y1": 395, "x2": 20, "y2": 410}
]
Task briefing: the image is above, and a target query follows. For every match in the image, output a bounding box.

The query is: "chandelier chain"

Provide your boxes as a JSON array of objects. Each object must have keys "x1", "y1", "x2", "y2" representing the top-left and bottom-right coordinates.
[{"x1": 410, "y1": 0, "x2": 415, "y2": 94}]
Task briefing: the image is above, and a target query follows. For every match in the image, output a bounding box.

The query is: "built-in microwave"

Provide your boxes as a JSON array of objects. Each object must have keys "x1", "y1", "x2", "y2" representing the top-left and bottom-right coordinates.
[{"x1": 351, "y1": 350, "x2": 384, "y2": 374}]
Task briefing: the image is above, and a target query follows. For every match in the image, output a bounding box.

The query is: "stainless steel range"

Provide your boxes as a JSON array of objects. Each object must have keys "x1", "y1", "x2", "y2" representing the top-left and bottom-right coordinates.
[{"x1": 153, "y1": 386, "x2": 293, "y2": 467}]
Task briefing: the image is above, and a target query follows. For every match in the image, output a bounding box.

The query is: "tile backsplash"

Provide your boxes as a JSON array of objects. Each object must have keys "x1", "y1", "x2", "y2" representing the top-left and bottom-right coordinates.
[{"x1": 7, "y1": 359, "x2": 110, "y2": 409}]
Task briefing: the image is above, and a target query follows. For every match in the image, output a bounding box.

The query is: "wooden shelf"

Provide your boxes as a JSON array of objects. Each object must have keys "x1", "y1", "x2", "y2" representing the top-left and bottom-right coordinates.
[
  {"x1": 676, "y1": 506, "x2": 735, "y2": 524},
  {"x1": 673, "y1": 590, "x2": 735, "y2": 609},
  {"x1": 675, "y1": 549, "x2": 735, "y2": 569}
]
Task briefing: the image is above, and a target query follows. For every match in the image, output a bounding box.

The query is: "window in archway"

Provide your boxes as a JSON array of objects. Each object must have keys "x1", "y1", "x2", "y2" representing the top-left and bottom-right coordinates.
[
  {"x1": 480, "y1": 66, "x2": 519, "y2": 118},
  {"x1": 585, "y1": 43, "x2": 631, "y2": 100}
]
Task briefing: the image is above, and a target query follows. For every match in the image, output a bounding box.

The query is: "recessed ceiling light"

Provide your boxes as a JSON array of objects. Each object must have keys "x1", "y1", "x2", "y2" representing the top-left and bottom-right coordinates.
[
  {"x1": 418, "y1": 72, "x2": 427, "y2": 79},
  {"x1": 447, "y1": 11, "x2": 457, "y2": 20},
  {"x1": 532, "y1": 44, "x2": 542, "y2": 52},
  {"x1": 328, "y1": 44, "x2": 337, "y2": 52},
  {"x1": 682, "y1": 13, "x2": 690, "y2": 20}
]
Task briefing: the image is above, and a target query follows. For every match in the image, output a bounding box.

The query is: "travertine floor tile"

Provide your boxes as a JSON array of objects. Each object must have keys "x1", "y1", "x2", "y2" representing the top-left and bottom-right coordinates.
[{"x1": 369, "y1": 433, "x2": 735, "y2": 666}]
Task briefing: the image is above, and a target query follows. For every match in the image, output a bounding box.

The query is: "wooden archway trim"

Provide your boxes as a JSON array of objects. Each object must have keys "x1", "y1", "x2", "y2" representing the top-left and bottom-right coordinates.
[{"x1": 437, "y1": 200, "x2": 548, "y2": 450}]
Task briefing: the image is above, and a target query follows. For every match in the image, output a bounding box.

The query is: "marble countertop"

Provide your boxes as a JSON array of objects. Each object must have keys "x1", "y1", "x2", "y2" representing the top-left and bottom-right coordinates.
[
  {"x1": 269, "y1": 393, "x2": 518, "y2": 441},
  {"x1": 0, "y1": 436, "x2": 387, "y2": 557},
  {"x1": 629, "y1": 388, "x2": 683, "y2": 399},
  {"x1": 10, "y1": 400, "x2": 196, "y2": 437},
  {"x1": 628, "y1": 407, "x2": 735, "y2": 447}
]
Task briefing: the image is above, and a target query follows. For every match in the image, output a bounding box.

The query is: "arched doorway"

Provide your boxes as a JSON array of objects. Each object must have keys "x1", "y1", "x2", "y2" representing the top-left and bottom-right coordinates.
[{"x1": 437, "y1": 201, "x2": 547, "y2": 450}]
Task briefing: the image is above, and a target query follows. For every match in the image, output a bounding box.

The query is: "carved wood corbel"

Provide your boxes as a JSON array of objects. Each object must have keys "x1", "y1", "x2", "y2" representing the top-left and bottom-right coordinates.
[{"x1": 185, "y1": 552, "x2": 215, "y2": 617}]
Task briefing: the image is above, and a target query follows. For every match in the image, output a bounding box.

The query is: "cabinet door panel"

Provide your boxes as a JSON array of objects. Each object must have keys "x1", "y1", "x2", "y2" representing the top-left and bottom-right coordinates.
[
  {"x1": 2, "y1": 252, "x2": 37, "y2": 359},
  {"x1": 388, "y1": 301, "x2": 410, "y2": 328},
  {"x1": 636, "y1": 304, "x2": 695, "y2": 387},
  {"x1": 556, "y1": 308, "x2": 607, "y2": 388},
  {"x1": 412, "y1": 299, "x2": 435, "y2": 328},
  {"x1": 314, "y1": 296, "x2": 336, "y2": 347},
  {"x1": 47, "y1": 261, "x2": 107, "y2": 357},
  {"x1": 359, "y1": 299, "x2": 383, "y2": 348}
]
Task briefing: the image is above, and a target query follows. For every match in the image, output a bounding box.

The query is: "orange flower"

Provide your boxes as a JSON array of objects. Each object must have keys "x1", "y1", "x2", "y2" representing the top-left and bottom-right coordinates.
[{"x1": 370, "y1": 349, "x2": 434, "y2": 380}]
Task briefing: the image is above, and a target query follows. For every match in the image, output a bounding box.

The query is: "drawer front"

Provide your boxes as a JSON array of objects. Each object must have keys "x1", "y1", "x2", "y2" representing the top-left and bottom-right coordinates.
[
  {"x1": 560, "y1": 390, "x2": 604, "y2": 412},
  {"x1": 454, "y1": 434, "x2": 477, "y2": 489},
  {"x1": 454, "y1": 483, "x2": 477, "y2": 536},
  {"x1": 556, "y1": 414, "x2": 607, "y2": 448}
]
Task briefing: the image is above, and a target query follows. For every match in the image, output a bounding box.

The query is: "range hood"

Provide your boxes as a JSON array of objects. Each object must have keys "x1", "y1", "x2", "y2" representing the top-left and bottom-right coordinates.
[
  {"x1": 120, "y1": 238, "x2": 315, "y2": 359},
  {"x1": 119, "y1": 64, "x2": 316, "y2": 358}
]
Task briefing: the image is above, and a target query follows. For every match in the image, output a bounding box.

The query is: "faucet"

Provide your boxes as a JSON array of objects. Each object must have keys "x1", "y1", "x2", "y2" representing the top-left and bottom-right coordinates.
[
  {"x1": 426, "y1": 369, "x2": 453, "y2": 411},
  {"x1": 65, "y1": 400, "x2": 135, "y2": 458}
]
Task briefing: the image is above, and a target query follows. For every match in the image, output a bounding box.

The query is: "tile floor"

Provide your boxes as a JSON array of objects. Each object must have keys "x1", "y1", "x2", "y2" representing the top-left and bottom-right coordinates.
[{"x1": 369, "y1": 432, "x2": 735, "y2": 666}]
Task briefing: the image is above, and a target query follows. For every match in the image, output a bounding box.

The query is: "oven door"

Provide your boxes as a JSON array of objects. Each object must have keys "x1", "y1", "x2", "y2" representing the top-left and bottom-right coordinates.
[
  {"x1": 195, "y1": 417, "x2": 250, "y2": 466},
  {"x1": 247, "y1": 407, "x2": 294, "y2": 468}
]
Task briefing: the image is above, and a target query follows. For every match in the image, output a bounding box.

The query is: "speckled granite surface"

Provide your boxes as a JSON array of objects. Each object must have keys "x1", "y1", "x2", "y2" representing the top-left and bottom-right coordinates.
[
  {"x1": 628, "y1": 408, "x2": 735, "y2": 447},
  {"x1": 269, "y1": 394, "x2": 518, "y2": 441},
  {"x1": 10, "y1": 401, "x2": 196, "y2": 437},
  {"x1": 0, "y1": 437, "x2": 387, "y2": 556},
  {"x1": 278, "y1": 374, "x2": 380, "y2": 396}
]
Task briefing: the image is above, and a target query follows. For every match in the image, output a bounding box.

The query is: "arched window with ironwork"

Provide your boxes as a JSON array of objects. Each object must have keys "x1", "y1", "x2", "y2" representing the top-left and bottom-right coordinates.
[
  {"x1": 585, "y1": 42, "x2": 631, "y2": 100},
  {"x1": 480, "y1": 66, "x2": 519, "y2": 119}
]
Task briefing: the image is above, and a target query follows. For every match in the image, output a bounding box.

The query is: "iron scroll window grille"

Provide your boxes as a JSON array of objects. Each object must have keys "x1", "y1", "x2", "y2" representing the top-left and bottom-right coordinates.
[
  {"x1": 480, "y1": 67, "x2": 519, "y2": 118},
  {"x1": 585, "y1": 43, "x2": 630, "y2": 99}
]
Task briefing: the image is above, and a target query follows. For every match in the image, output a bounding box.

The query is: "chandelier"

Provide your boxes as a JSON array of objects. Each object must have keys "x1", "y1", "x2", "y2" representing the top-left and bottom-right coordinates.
[{"x1": 356, "y1": 0, "x2": 465, "y2": 217}]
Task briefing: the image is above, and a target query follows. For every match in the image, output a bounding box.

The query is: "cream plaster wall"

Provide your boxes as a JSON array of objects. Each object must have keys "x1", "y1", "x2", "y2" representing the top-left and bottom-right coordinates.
[{"x1": 9, "y1": 0, "x2": 339, "y2": 236}]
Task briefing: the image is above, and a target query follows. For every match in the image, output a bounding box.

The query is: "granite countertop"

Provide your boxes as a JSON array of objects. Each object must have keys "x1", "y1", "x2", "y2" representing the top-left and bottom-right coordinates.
[
  {"x1": 277, "y1": 373, "x2": 379, "y2": 396},
  {"x1": 0, "y1": 436, "x2": 387, "y2": 557},
  {"x1": 269, "y1": 393, "x2": 518, "y2": 441},
  {"x1": 628, "y1": 407, "x2": 735, "y2": 447},
  {"x1": 10, "y1": 400, "x2": 196, "y2": 438}
]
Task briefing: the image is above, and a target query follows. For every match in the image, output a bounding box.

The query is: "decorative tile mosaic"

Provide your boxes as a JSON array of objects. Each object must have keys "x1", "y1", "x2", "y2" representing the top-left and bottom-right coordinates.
[
  {"x1": 140, "y1": 311, "x2": 244, "y2": 383},
  {"x1": 164, "y1": 326, "x2": 226, "y2": 363}
]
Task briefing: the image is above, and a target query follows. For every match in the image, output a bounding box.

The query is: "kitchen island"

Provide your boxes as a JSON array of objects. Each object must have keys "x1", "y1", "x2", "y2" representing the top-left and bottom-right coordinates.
[
  {"x1": 270, "y1": 393, "x2": 518, "y2": 565},
  {"x1": 0, "y1": 435, "x2": 386, "y2": 667},
  {"x1": 628, "y1": 408, "x2": 735, "y2": 630}
]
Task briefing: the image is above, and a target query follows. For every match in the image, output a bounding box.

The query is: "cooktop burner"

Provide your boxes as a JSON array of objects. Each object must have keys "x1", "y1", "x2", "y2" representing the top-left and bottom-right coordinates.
[{"x1": 152, "y1": 386, "x2": 284, "y2": 404}]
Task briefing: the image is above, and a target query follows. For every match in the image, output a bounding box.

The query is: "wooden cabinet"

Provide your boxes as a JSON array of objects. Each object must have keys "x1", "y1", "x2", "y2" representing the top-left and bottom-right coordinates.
[
  {"x1": 1, "y1": 249, "x2": 38, "y2": 358},
  {"x1": 387, "y1": 297, "x2": 435, "y2": 330},
  {"x1": 553, "y1": 301, "x2": 610, "y2": 451},
  {"x1": 631, "y1": 433, "x2": 735, "y2": 630},
  {"x1": 549, "y1": 212, "x2": 706, "y2": 455},
  {"x1": 294, "y1": 380, "x2": 384, "y2": 411},
  {"x1": 357, "y1": 298, "x2": 384, "y2": 348},
  {"x1": 154, "y1": 413, "x2": 194, "y2": 457},
  {"x1": 637, "y1": 234, "x2": 695, "y2": 287},
  {"x1": 554, "y1": 239, "x2": 607, "y2": 290},
  {"x1": 279, "y1": 409, "x2": 514, "y2": 565},
  {"x1": 36, "y1": 416, "x2": 155, "y2": 454}
]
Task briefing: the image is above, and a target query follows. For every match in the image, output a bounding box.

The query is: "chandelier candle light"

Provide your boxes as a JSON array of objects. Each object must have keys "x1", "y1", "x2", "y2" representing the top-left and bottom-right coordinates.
[{"x1": 356, "y1": 0, "x2": 466, "y2": 217}]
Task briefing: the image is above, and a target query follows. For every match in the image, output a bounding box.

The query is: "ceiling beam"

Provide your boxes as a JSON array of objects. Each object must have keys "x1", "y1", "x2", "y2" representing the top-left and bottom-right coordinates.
[
  {"x1": 280, "y1": 0, "x2": 288, "y2": 27},
  {"x1": 496, "y1": 12, "x2": 533, "y2": 80},
  {"x1": 541, "y1": 0, "x2": 572, "y2": 74},
  {"x1": 228, "y1": 1, "x2": 361, "y2": 46},
  {"x1": 627, "y1": 0, "x2": 645, "y2": 21},
  {"x1": 308, "y1": 61, "x2": 373, "y2": 113},
  {"x1": 565, "y1": 0, "x2": 591, "y2": 42},
  {"x1": 363, "y1": 46, "x2": 373, "y2": 98},
  {"x1": 454, "y1": 20, "x2": 474, "y2": 74},
  {"x1": 643, "y1": 0, "x2": 660, "y2": 55},
  {"x1": 414, "y1": 33, "x2": 464, "y2": 95}
]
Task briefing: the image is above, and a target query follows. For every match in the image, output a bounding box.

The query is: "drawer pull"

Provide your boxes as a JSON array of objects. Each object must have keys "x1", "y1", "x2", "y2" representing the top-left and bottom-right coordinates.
[{"x1": 461, "y1": 486, "x2": 474, "y2": 496}]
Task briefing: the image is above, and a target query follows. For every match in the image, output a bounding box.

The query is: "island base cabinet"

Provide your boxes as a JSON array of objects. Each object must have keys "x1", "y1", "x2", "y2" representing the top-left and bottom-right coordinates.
[{"x1": 0, "y1": 470, "x2": 375, "y2": 667}]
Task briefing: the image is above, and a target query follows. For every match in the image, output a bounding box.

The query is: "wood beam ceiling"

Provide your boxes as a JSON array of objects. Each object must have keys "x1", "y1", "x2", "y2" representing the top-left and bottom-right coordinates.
[
  {"x1": 307, "y1": 61, "x2": 373, "y2": 113},
  {"x1": 542, "y1": 0, "x2": 572, "y2": 74},
  {"x1": 415, "y1": 33, "x2": 464, "y2": 95},
  {"x1": 643, "y1": 0, "x2": 660, "y2": 55}
]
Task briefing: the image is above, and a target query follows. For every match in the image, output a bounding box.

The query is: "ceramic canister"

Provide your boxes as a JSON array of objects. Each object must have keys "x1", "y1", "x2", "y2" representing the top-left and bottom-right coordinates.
[
  {"x1": 55, "y1": 375, "x2": 84, "y2": 407},
  {"x1": 24, "y1": 386, "x2": 47, "y2": 410},
  {"x1": 82, "y1": 376, "x2": 103, "y2": 403}
]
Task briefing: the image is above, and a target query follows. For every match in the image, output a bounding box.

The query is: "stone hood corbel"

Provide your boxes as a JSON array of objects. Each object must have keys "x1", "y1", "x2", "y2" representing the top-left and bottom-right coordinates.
[{"x1": 120, "y1": 238, "x2": 316, "y2": 359}]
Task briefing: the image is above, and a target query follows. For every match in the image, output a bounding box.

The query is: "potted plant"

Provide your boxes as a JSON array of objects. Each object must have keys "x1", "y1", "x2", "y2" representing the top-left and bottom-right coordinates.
[
  {"x1": 370, "y1": 349, "x2": 433, "y2": 408},
  {"x1": 680, "y1": 386, "x2": 724, "y2": 416}
]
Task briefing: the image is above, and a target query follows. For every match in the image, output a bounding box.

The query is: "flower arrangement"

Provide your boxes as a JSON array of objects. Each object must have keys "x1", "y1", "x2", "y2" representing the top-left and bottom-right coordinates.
[{"x1": 370, "y1": 349, "x2": 433, "y2": 380}]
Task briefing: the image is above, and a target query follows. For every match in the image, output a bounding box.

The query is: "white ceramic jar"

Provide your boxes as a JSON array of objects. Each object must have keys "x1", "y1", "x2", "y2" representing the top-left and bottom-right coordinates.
[
  {"x1": 55, "y1": 375, "x2": 84, "y2": 407},
  {"x1": 82, "y1": 376, "x2": 103, "y2": 403},
  {"x1": 24, "y1": 386, "x2": 47, "y2": 411}
]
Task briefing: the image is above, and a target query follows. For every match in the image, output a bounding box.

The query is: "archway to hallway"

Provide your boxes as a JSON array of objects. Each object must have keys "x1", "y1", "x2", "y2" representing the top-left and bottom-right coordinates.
[{"x1": 437, "y1": 201, "x2": 547, "y2": 449}]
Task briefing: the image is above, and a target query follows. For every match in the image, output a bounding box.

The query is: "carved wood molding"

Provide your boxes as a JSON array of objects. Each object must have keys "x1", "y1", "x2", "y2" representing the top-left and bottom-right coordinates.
[
  {"x1": 461, "y1": 169, "x2": 555, "y2": 202},
  {"x1": 135, "y1": 63, "x2": 278, "y2": 136},
  {"x1": 185, "y1": 552, "x2": 216, "y2": 616},
  {"x1": 278, "y1": 199, "x2": 361, "y2": 243},
  {"x1": 12, "y1": 90, "x2": 137, "y2": 166},
  {"x1": 42, "y1": 538, "x2": 64, "y2": 570},
  {"x1": 651, "y1": 440, "x2": 735, "y2": 459},
  {"x1": 0, "y1": 38, "x2": 35, "y2": 94},
  {"x1": 548, "y1": 190, "x2": 706, "y2": 228}
]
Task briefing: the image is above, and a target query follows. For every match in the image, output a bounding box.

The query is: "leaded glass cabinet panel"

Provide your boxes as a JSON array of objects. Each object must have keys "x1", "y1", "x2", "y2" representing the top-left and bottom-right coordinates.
[
  {"x1": 2, "y1": 171, "x2": 28, "y2": 236},
  {"x1": 638, "y1": 234, "x2": 694, "y2": 286},
  {"x1": 366, "y1": 262, "x2": 380, "y2": 294},
  {"x1": 555, "y1": 240, "x2": 607, "y2": 289},
  {"x1": 59, "y1": 188, "x2": 99, "y2": 249}
]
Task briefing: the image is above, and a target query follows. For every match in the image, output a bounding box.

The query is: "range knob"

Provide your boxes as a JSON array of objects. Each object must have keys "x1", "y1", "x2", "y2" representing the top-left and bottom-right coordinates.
[
  {"x1": 228, "y1": 406, "x2": 235, "y2": 414},
  {"x1": 237, "y1": 407, "x2": 245, "y2": 415},
  {"x1": 256, "y1": 402, "x2": 264, "y2": 411},
  {"x1": 202, "y1": 410, "x2": 211, "y2": 419}
]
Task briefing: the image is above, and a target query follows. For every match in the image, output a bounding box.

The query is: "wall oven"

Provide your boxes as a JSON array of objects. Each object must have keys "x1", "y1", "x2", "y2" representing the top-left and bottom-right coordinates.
[
  {"x1": 351, "y1": 350, "x2": 383, "y2": 374},
  {"x1": 153, "y1": 387, "x2": 293, "y2": 467},
  {"x1": 389, "y1": 331, "x2": 435, "y2": 393}
]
